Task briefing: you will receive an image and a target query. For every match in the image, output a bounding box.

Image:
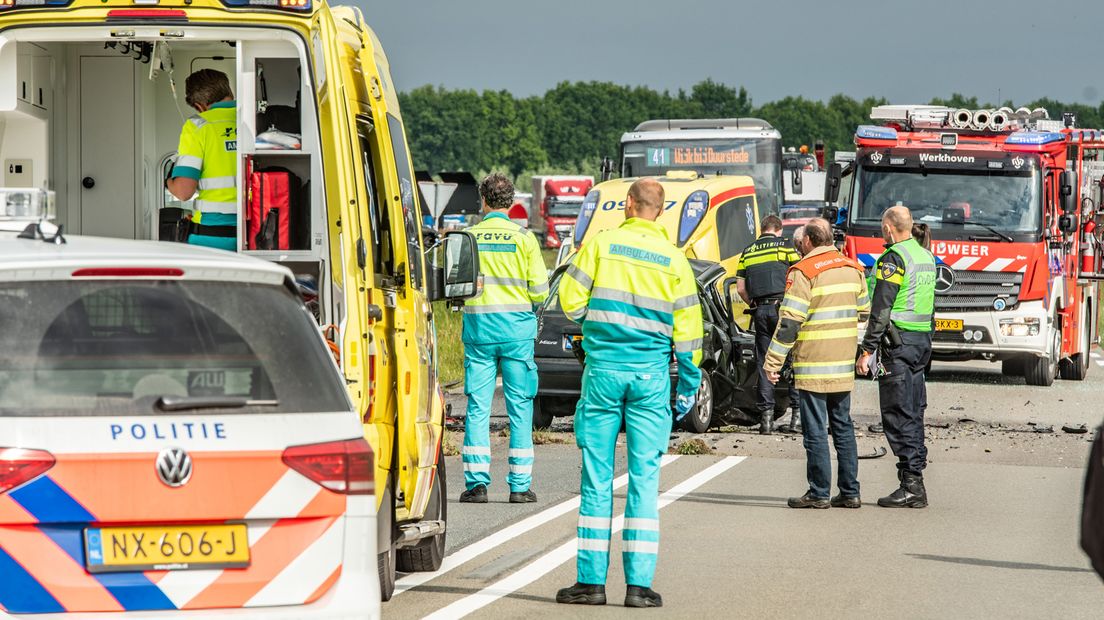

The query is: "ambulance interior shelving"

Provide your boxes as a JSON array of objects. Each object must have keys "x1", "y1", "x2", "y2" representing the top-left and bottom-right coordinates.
[{"x1": 0, "y1": 27, "x2": 330, "y2": 316}]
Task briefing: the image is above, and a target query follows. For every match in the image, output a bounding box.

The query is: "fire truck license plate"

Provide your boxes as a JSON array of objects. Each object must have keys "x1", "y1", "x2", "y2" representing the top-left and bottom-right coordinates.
[
  {"x1": 935, "y1": 319, "x2": 964, "y2": 332},
  {"x1": 84, "y1": 524, "x2": 250, "y2": 573}
]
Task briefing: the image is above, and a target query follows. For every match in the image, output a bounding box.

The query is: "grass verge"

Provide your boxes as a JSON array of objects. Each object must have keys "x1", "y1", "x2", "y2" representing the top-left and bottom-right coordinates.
[{"x1": 434, "y1": 301, "x2": 465, "y2": 386}]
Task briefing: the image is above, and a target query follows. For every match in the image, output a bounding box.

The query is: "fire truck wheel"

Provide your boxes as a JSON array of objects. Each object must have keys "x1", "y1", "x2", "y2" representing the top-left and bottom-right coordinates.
[
  {"x1": 1001, "y1": 357, "x2": 1026, "y2": 377},
  {"x1": 1059, "y1": 308, "x2": 1092, "y2": 381},
  {"x1": 1024, "y1": 324, "x2": 1060, "y2": 387}
]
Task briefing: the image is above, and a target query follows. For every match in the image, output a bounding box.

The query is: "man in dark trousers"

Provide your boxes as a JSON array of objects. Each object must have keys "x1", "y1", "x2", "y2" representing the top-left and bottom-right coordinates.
[
  {"x1": 735, "y1": 215, "x2": 801, "y2": 434},
  {"x1": 857, "y1": 206, "x2": 936, "y2": 508}
]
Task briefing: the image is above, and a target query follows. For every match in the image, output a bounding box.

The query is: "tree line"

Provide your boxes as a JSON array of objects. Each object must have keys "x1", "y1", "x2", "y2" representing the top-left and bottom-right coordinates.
[{"x1": 397, "y1": 80, "x2": 1104, "y2": 181}]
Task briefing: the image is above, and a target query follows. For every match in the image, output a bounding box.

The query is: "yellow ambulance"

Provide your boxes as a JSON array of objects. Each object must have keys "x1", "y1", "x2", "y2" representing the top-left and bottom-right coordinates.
[
  {"x1": 0, "y1": 0, "x2": 478, "y2": 601},
  {"x1": 571, "y1": 172, "x2": 763, "y2": 323}
]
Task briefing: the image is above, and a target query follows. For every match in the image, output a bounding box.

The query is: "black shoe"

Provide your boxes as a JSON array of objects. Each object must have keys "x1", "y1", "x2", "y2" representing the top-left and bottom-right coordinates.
[
  {"x1": 868, "y1": 423, "x2": 884, "y2": 434},
  {"x1": 830, "y1": 494, "x2": 862, "y2": 509},
  {"x1": 459, "y1": 484, "x2": 488, "y2": 503},
  {"x1": 510, "y1": 489, "x2": 537, "y2": 503},
  {"x1": 624, "y1": 585, "x2": 663, "y2": 608},
  {"x1": 556, "y1": 582, "x2": 606, "y2": 605},
  {"x1": 759, "y1": 410, "x2": 773, "y2": 435},
  {"x1": 878, "y1": 472, "x2": 927, "y2": 508},
  {"x1": 781, "y1": 410, "x2": 801, "y2": 434},
  {"x1": 787, "y1": 491, "x2": 830, "y2": 509}
]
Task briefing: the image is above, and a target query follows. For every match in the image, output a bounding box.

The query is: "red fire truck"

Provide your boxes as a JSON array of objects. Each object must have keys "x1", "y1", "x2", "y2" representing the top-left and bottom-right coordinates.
[{"x1": 828, "y1": 105, "x2": 1104, "y2": 386}]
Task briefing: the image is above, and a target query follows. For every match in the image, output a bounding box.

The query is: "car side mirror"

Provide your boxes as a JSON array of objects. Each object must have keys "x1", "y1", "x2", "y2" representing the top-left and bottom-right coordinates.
[
  {"x1": 600, "y1": 156, "x2": 616, "y2": 182},
  {"x1": 1060, "y1": 170, "x2": 1075, "y2": 214},
  {"x1": 825, "y1": 162, "x2": 842, "y2": 203},
  {"x1": 426, "y1": 230, "x2": 481, "y2": 302}
]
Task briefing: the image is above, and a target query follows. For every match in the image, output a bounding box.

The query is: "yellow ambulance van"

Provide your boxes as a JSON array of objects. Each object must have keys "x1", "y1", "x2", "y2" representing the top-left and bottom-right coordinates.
[
  {"x1": 571, "y1": 173, "x2": 764, "y2": 323},
  {"x1": 0, "y1": 0, "x2": 478, "y2": 600}
]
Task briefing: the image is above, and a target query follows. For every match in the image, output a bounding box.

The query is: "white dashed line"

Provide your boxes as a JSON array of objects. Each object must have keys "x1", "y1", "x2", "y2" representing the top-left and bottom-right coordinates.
[
  {"x1": 421, "y1": 456, "x2": 746, "y2": 620},
  {"x1": 393, "y1": 455, "x2": 681, "y2": 597}
]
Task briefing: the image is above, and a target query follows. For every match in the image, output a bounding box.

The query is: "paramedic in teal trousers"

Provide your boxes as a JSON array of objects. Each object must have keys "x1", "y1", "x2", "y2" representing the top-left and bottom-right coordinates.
[
  {"x1": 556, "y1": 178, "x2": 704, "y2": 608},
  {"x1": 459, "y1": 173, "x2": 550, "y2": 504}
]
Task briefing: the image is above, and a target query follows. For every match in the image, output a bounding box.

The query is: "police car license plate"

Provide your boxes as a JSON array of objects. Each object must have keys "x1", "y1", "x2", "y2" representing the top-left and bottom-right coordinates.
[
  {"x1": 935, "y1": 319, "x2": 964, "y2": 332},
  {"x1": 562, "y1": 334, "x2": 582, "y2": 351},
  {"x1": 84, "y1": 524, "x2": 250, "y2": 573}
]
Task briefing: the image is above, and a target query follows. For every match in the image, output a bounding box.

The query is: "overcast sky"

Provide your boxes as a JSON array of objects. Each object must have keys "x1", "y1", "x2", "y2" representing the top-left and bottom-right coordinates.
[{"x1": 355, "y1": 0, "x2": 1104, "y2": 106}]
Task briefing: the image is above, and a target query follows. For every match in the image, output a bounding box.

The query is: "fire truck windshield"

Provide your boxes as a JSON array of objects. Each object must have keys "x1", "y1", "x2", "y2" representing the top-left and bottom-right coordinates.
[
  {"x1": 852, "y1": 166, "x2": 1042, "y2": 238},
  {"x1": 621, "y1": 138, "x2": 782, "y2": 216}
]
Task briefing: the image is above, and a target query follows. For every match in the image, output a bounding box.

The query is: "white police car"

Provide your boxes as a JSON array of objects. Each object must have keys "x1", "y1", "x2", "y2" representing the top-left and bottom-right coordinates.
[{"x1": 0, "y1": 190, "x2": 379, "y2": 618}]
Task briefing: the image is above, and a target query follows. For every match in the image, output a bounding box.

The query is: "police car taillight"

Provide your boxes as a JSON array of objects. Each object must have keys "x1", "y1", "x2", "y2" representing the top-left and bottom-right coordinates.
[
  {"x1": 0, "y1": 448, "x2": 55, "y2": 495},
  {"x1": 282, "y1": 438, "x2": 374, "y2": 495}
]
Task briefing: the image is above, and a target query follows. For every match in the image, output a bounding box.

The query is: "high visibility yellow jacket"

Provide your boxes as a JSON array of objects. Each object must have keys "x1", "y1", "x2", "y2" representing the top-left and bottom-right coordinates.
[
  {"x1": 559, "y1": 217, "x2": 703, "y2": 396},
  {"x1": 171, "y1": 100, "x2": 238, "y2": 224},
  {"x1": 763, "y1": 245, "x2": 870, "y2": 393},
  {"x1": 462, "y1": 212, "x2": 549, "y2": 344}
]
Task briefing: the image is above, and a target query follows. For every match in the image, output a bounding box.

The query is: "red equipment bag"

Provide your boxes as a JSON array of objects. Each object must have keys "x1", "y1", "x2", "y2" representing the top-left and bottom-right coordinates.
[{"x1": 247, "y1": 167, "x2": 301, "y2": 250}]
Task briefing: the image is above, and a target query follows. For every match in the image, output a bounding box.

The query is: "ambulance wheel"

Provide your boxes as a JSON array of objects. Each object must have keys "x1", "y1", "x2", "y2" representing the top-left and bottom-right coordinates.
[
  {"x1": 398, "y1": 444, "x2": 447, "y2": 572},
  {"x1": 1059, "y1": 307, "x2": 1092, "y2": 381},
  {"x1": 532, "y1": 397, "x2": 555, "y2": 431},
  {"x1": 377, "y1": 483, "x2": 397, "y2": 601},
  {"x1": 680, "y1": 372, "x2": 714, "y2": 434},
  {"x1": 1025, "y1": 325, "x2": 1060, "y2": 387}
]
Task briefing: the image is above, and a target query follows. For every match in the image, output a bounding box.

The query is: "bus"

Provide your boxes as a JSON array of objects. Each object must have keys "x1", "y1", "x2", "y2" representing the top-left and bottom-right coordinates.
[{"x1": 619, "y1": 118, "x2": 785, "y2": 217}]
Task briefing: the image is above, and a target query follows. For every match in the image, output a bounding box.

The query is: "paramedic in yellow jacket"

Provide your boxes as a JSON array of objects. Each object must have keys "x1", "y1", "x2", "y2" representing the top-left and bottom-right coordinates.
[
  {"x1": 166, "y1": 69, "x2": 238, "y2": 251},
  {"x1": 556, "y1": 178, "x2": 703, "y2": 609},
  {"x1": 764, "y1": 219, "x2": 870, "y2": 509},
  {"x1": 459, "y1": 173, "x2": 549, "y2": 504}
]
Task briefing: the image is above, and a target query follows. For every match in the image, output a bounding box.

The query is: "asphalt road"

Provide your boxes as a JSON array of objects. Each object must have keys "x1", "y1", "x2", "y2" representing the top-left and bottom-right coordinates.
[{"x1": 388, "y1": 359, "x2": 1104, "y2": 618}]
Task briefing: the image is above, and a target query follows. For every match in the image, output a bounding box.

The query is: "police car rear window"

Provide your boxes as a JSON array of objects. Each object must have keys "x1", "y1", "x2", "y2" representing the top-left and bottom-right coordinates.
[{"x1": 0, "y1": 281, "x2": 350, "y2": 416}]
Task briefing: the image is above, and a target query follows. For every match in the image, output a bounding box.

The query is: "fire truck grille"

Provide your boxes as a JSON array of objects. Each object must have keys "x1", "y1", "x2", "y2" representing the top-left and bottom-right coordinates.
[{"x1": 935, "y1": 270, "x2": 1022, "y2": 312}]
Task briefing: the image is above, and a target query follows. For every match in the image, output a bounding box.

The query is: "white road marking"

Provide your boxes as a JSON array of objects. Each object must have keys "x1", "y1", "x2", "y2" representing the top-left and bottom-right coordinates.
[
  {"x1": 393, "y1": 454, "x2": 681, "y2": 596},
  {"x1": 421, "y1": 456, "x2": 746, "y2": 619}
]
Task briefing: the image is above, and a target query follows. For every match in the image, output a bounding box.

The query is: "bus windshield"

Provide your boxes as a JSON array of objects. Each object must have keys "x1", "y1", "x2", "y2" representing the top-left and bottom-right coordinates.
[
  {"x1": 621, "y1": 138, "x2": 783, "y2": 216},
  {"x1": 852, "y1": 166, "x2": 1043, "y2": 237}
]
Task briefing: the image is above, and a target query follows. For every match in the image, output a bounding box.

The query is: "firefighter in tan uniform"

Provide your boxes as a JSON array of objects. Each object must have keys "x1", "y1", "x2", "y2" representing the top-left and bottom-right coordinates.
[{"x1": 764, "y1": 219, "x2": 870, "y2": 509}]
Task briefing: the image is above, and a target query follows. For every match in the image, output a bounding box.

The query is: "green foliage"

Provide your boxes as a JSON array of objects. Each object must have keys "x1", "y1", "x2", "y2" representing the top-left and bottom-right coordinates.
[
  {"x1": 432, "y1": 301, "x2": 465, "y2": 386},
  {"x1": 400, "y1": 80, "x2": 1104, "y2": 182}
]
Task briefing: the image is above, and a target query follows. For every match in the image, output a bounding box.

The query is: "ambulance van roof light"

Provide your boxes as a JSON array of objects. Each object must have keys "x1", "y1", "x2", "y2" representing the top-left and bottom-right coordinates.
[
  {"x1": 0, "y1": 0, "x2": 73, "y2": 9},
  {"x1": 221, "y1": 0, "x2": 312, "y2": 11}
]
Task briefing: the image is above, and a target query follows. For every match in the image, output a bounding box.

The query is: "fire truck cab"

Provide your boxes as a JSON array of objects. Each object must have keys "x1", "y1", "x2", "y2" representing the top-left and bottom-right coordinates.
[{"x1": 832, "y1": 104, "x2": 1104, "y2": 386}]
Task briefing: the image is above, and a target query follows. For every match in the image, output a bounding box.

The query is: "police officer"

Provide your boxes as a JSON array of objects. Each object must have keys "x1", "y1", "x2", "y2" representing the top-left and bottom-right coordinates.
[
  {"x1": 556, "y1": 178, "x2": 702, "y2": 609},
  {"x1": 166, "y1": 69, "x2": 238, "y2": 251},
  {"x1": 857, "y1": 206, "x2": 936, "y2": 508},
  {"x1": 459, "y1": 173, "x2": 549, "y2": 504},
  {"x1": 735, "y1": 215, "x2": 801, "y2": 434}
]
